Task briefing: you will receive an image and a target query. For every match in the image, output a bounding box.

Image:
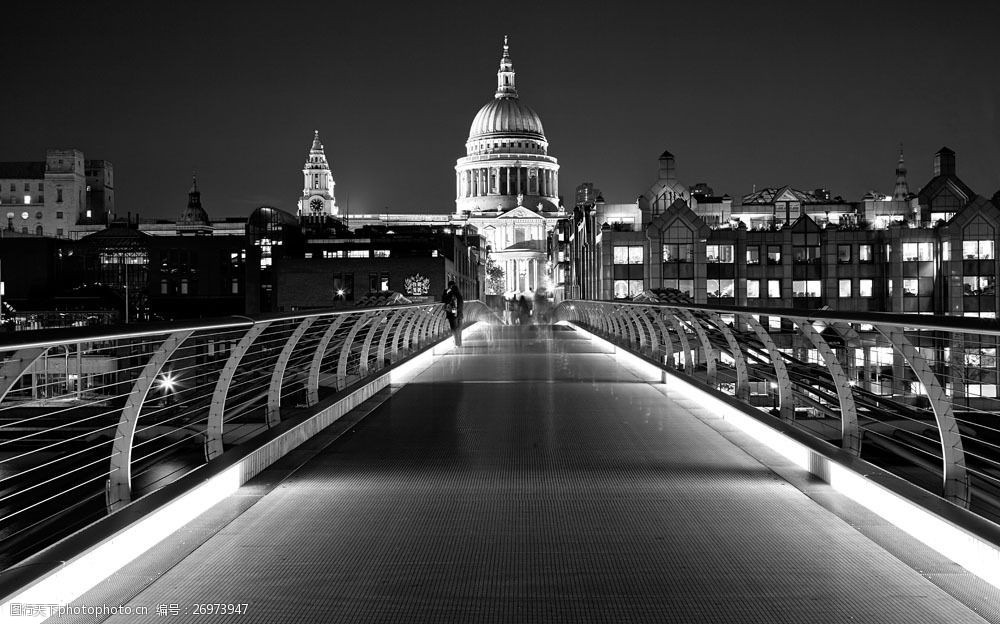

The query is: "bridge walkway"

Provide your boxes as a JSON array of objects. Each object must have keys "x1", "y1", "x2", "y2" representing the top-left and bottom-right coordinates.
[{"x1": 62, "y1": 324, "x2": 997, "y2": 623}]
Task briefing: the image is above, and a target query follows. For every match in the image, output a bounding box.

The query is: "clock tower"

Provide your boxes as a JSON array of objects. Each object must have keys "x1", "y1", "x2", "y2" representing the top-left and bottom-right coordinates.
[{"x1": 298, "y1": 130, "x2": 338, "y2": 218}]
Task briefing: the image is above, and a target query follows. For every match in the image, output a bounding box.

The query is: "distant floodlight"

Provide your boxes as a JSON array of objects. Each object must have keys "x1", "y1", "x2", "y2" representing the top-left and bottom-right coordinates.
[{"x1": 158, "y1": 372, "x2": 176, "y2": 392}]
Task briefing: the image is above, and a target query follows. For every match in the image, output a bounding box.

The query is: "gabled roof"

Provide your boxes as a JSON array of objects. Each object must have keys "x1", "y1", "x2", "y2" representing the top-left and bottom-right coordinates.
[
  {"x1": 646, "y1": 198, "x2": 710, "y2": 238},
  {"x1": 945, "y1": 195, "x2": 1000, "y2": 229},
  {"x1": 917, "y1": 174, "x2": 974, "y2": 207},
  {"x1": 741, "y1": 186, "x2": 819, "y2": 205}
]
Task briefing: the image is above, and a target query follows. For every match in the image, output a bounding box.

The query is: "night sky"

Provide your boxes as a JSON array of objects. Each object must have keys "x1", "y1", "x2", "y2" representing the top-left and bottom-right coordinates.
[{"x1": 4, "y1": 1, "x2": 999, "y2": 220}]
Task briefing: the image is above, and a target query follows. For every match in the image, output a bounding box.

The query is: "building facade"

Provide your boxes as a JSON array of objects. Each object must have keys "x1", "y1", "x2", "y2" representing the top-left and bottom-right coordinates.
[
  {"x1": 0, "y1": 149, "x2": 113, "y2": 239},
  {"x1": 570, "y1": 147, "x2": 1000, "y2": 320}
]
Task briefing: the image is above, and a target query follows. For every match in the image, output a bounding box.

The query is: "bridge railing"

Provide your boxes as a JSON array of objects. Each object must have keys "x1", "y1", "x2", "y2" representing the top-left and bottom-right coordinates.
[
  {"x1": 0, "y1": 301, "x2": 492, "y2": 569},
  {"x1": 555, "y1": 300, "x2": 1000, "y2": 523}
]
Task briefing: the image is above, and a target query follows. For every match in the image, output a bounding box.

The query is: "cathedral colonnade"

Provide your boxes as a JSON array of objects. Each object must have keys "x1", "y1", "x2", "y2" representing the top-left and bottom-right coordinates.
[{"x1": 457, "y1": 166, "x2": 558, "y2": 199}]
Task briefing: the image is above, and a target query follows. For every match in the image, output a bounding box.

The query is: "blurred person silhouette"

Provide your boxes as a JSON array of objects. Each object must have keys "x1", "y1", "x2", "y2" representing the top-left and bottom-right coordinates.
[
  {"x1": 517, "y1": 294, "x2": 531, "y2": 326},
  {"x1": 442, "y1": 280, "x2": 464, "y2": 346}
]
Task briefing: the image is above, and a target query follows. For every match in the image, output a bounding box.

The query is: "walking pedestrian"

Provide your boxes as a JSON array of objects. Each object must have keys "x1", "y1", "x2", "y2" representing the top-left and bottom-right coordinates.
[{"x1": 442, "y1": 280, "x2": 465, "y2": 346}]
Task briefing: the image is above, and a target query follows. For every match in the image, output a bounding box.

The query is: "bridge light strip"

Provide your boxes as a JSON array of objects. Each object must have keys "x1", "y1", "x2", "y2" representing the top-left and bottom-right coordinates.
[{"x1": 562, "y1": 320, "x2": 1000, "y2": 592}]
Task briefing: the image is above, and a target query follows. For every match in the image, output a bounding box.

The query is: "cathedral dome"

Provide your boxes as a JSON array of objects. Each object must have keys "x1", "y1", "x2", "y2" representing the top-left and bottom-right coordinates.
[{"x1": 468, "y1": 98, "x2": 545, "y2": 142}]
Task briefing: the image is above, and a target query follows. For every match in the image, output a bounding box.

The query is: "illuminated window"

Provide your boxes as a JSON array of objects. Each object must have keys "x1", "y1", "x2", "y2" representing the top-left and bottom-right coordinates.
[
  {"x1": 373, "y1": 249, "x2": 390, "y2": 258},
  {"x1": 705, "y1": 244, "x2": 734, "y2": 263},
  {"x1": 963, "y1": 240, "x2": 995, "y2": 260},
  {"x1": 859, "y1": 279, "x2": 873, "y2": 297},
  {"x1": 746, "y1": 279, "x2": 760, "y2": 298},
  {"x1": 746, "y1": 246, "x2": 760, "y2": 265},
  {"x1": 963, "y1": 275, "x2": 995, "y2": 295},
  {"x1": 663, "y1": 243, "x2": 692, "y2": 263},
  {"x1": 902, "y1": 242, "x2": 934, "y2": 261},
  {"x1": 766, "y1": 246, "x2": 781, "y2": 265},
  {"x1": 613, "y1": 246, "x2": 643, "y2": 264},
  {"x1": 347, "y1": 250, "x2": 369, "y2": 258},
  {"x1": 859, "y1": 245, "x2": 873, "y2": 263},
  {"x1": 902, "y1": 279, "x2": 918, "y2": 296},
  {"x1": 706, "y1": 279, "x2": 735, "y2": 298},
  {"x1": 767, "y1": 280, "x2": 781, "y2": 298},
  {"x1": 839, "y1": 279, "x2": 852, "y2": 297},
  {"x1": 23, "y1": 195, "x2": 31, "y2": 204},
  {"x1": 613, "y1": 279, "x2": 643, "y2": 299},
  {"x1": 769, "y1": 316, "x2": 782, "y2": 331},
  {"x1": 231, "y1": 278, "x2": 240, "y2": 294},
  {"x1": 792, "y1": 280, "x2": 821, "y2": 297}
]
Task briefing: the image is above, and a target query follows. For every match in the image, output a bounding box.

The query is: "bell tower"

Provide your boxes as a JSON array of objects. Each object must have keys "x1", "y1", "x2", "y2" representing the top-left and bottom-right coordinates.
[{"x1": 298, "y1": 130, "x2": 338, "y2": 218}]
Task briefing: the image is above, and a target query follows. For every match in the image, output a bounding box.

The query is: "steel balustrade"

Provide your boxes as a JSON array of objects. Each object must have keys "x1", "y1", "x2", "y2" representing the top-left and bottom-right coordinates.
[
  {"x1": 0, "y1": 301, "x2": 492, "y2": 568},
  {"x1": 556, "y1": 300, "x2": 1000, "y2": 520}
]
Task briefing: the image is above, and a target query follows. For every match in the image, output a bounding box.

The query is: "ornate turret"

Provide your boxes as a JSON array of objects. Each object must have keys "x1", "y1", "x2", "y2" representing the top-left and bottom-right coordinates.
[
  {"x1": 177, "y1": 174, "x2": 212, "y2": 234},
  {"x1": 298, "y1": 130, "x2": 338, "y2": 218},
  {"x1": 892, "y1": 146, "x2": 910, "y2": 200},
  {"x1": 496, "y1": 35, "x2": 518, "y2": 99}
]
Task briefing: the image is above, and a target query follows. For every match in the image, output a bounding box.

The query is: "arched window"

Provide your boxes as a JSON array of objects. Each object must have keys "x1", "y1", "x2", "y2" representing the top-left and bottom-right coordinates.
[{"x1": 35, "y1": 225, "x2": 43, "y2": 236}]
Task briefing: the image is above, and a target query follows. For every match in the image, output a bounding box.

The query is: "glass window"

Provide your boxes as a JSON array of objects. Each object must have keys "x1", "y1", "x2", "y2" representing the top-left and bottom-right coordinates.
[
  {"x1": 347, "y1": 250, "x2": 368, "y2": 258},
  {"x1": 767, "y1": 246, "x2": 782, "y2": 265},
  {"x1": 746, "y1": 279, "x2": 760, "y2": 298},
  {"x1": 888, "y1": 280, "x2": 894, "y2": 297},
  {"x1": 963, "y1": 275, "x2": 996, "y2": 295},
  {"x1": 706, "y1": 244, "x2": 733, "y2": 263},
  {"x1": 746, "y1": 246, "x2": 760, "y2": 265},
  {"x1": 902, "y1": 279, "x2": 918, "y2": 296},
  {"x1": 767, "y1": 279, "x2": 781, "y2": 298},
  {"x1": 963, "y1": 240, "x2": 995, "y2": 260},
  {"x1": 839, "y1": 279, "x2": 852, "y2": 297},
  {"x1": 903, "y1": 242, "x2": 934, "y2": 261},
  {"x1": 793, "y1": 280, "x2": 821, "y2": 297},
  {"x1": 663, "y1": 243, "x2": 694, "y2": 262},
  {"x1": 613, "y1": 279, "x2": 643, "y2": 299},
  {"x1": 768, "y1": 316, "x2": 782, "y2": 331},
  {"x1": 614, "y1": 245, "x2": 643, "y2": 264},
  {"x1": 793, "y1": 246, "x2": 821, "y2": 264},
  {"x1": 837, "y1": 245, "x2": 851, "y2": 263},
  {"x1": 859, "y1": 245, "x2": 873, "y2": 263},
  {"x1": 677, "y1": 280, "x2": 693, "y2": 296},
  {"x1": 373, "y1": 249, "x2": 390, "y2": 258},
  {"x1": 706, "y1": 279, "x2": 734, "y2": 298}
]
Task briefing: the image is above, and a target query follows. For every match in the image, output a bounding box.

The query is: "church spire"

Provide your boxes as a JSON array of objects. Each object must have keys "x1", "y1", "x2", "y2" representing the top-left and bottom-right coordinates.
[
  {"x1": 495, "y1": 35, "x2": 518, "y2": 99},
  {"x1": 892, "y1": 145, "x2": 909, "y2": 200},
  {"x1": 311, "y1": 129, "x2": 323, "y2": 152}
]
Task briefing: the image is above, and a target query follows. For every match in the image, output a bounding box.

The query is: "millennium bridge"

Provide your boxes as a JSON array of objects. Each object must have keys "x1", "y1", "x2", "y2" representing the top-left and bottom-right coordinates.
[{"x1": 1, "y1": 301, "x2": 999, "y2": 622}]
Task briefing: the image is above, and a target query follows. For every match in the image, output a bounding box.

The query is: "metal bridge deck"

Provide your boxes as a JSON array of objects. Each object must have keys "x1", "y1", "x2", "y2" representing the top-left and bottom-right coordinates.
[{"x1": 64, "y1": 324, "x2": 997, "y2": 623}]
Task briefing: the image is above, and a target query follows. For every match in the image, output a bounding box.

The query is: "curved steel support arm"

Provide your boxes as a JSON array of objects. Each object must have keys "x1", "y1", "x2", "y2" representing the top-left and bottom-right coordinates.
[
  {"x1": 746, "y1": 316, "x2": 794, "y2": 420},
  {"x1": 681, "y1": 309, "x2": 717, "y2": 385},
  {"x1": 266, "y1": 317, "x2": 317, "y2": 427},
  {"x1": 876, "y1": 326, "x2": 969, "y2": 506},
  {"x1": 707, "y1": 312, "x2": 749, "y2": 400},
  {"x1": 108, "y1": 330, "x2": 194, "y2": 511},
  {"x1": 205, "y1": 323, "x2": 269, "y2": 460},
  {"x1": 0, "y1": 347, "x2": 46, "y2": 403},
  {"x1": 337, "y1": 314, "x2": 373, "y2": 391},
  {"x1": 795, "y1": 319, "x2": 861, "y2": 455}
]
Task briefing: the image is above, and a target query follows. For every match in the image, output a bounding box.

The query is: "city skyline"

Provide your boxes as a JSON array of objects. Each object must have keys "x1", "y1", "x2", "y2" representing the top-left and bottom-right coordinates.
[{"x1": 3, "y1": 1, "x2": 999, "y2": 220}]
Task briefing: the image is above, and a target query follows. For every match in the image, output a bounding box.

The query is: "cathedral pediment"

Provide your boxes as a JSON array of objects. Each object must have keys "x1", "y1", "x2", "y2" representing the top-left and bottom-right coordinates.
[{"x1": 498, "y1": 206, "x2": 544, "y2": 220}]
